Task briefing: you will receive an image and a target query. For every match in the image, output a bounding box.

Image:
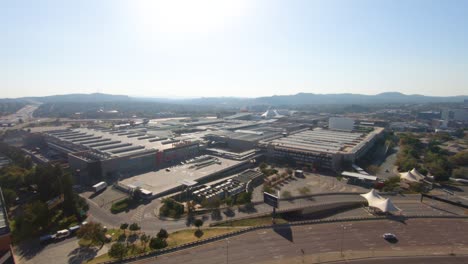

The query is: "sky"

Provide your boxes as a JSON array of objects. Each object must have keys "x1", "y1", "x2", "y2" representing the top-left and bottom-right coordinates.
[{"x1": 2, "y1": 0, "x2": 468, "y2": 98}]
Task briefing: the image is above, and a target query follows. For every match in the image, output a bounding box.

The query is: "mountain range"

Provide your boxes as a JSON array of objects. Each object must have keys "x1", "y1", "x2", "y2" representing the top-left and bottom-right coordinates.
[{"x1": 9, "y1": 92, "x2": 468, "y2": 107}]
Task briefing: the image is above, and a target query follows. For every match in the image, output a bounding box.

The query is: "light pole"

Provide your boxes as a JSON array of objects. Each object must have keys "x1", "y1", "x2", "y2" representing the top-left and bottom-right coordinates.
[
  {"x1": 340, "y1": 225, "x2": 346, "y2": 257},
  {"x1": 226, "y1": 238, "x2": 229, "y2": 264}
]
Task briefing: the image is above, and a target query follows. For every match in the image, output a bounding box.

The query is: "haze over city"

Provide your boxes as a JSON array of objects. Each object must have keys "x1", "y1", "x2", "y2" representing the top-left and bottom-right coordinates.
[
  {"x1": 2, "y1": 0, "x2": 468, "y2": 98},
  {"x1": 1, "y1": 1, "x2": 468, "y2": 264}
]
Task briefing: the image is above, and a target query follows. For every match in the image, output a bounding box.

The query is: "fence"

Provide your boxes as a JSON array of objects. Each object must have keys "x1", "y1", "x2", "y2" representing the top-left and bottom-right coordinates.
[{"x1": 99, "y1": 214, "x2": 468, "y2": 264}]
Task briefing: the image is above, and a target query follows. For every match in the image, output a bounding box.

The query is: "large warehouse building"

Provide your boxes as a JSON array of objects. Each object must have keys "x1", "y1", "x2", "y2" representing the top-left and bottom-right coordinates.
[
  {"x1": 45, "y1": 127, "x2": 201, "y2": 185},
  {"x1": 261, "y1": 127, "x2": 385, "y2": 172}
]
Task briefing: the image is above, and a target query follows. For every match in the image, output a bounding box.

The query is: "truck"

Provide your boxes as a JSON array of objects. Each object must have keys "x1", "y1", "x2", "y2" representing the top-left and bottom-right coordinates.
[{"x1": 92, "y1": 181, "x2": 107, "y2": 193}]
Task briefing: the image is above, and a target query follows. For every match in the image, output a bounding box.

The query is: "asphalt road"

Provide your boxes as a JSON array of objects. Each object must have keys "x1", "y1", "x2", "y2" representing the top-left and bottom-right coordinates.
[
  {"x1": 134, "y1": 218, "x2": 468, "y2": 264},
  {"x1": 334, "y1": 255, "x2": 468, "y2": 264},
  {"x1": 15, "y1": 237, "x2": 108, "y2": 264}
]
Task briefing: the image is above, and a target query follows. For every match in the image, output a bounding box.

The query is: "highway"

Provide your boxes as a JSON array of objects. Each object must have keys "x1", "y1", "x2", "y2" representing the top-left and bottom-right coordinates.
[
  {"x1": 134, "y1": 218, "x2": 468, "y2": 264},
  {"x1": 334, "y1": 255, "x2": 468, "y2": 264}
]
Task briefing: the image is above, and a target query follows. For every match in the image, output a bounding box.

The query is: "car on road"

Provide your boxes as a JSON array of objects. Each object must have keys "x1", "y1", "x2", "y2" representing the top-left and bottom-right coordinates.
[
  {"x1": 56, "y1": 229, "x2": 71, "y2": 239},
  {"x1": 383, "y1": 233, "x2": 397, "y2": 242}
]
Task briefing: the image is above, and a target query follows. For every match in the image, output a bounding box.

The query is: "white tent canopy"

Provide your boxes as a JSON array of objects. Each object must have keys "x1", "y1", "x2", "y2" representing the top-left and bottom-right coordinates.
[
  {"x1": 360, "y1": 189, "x2": 401, "y2": 213},
  {"x1": 371, "y1": 198, "x2": 400, "y2": 213},
  {"x1": 410, "y1": 168, "x2": 425, "y2": 179},
  {"x1": 400, "y1": 168, "x2": 424, "y2": 183},
  {"x1": 360, "y1": 189, "x2": 383, "y2": 205}
]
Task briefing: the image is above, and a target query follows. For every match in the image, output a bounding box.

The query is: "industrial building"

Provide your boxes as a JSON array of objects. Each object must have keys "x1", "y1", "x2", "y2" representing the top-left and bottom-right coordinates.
[
  {"x1": 261, "y1": 127, "x2": 385, "y2": 172},
  {"x1": 45, "y1": 127, "x2": 201, "y2": 185},
  {"x1": 328, "y1": 117, "x2": 355, "y2": 131},
  {"x1": 42, "y1": 116, "x2": 383, "y2": 198}
]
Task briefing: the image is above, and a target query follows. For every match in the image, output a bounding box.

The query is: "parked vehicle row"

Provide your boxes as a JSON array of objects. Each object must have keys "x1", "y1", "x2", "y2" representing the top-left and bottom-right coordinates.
[{"x1": 39, "y1": 222, "x2": 87, "y2": 244}]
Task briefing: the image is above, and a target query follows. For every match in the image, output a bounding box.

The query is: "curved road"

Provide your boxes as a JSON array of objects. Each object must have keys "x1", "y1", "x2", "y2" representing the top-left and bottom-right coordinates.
[{"x1": 133, "y1": 218, "x2": 468, "y2": 264}]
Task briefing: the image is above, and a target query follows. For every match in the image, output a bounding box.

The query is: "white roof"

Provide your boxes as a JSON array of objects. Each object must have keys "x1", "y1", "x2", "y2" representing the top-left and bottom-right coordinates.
[
  {"x1": 360, "y1": 189, "x2": 384, "y2": 205},
  {"x1": 400, "y1": 170, "x2": 423, "y2": 182},
  {"x1": 342, "y1": 171, "x2": 377, "y2": 181},
  {"x1": 371, "y1": 198, "x2": 401, "y2": 213},
  {"x1": 360, "y1": 189, "x2": 401, "y2": 213}
]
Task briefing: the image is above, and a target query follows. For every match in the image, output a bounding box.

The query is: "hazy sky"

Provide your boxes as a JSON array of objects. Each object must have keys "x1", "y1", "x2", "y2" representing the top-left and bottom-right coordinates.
[{"x1": 2, "y1": 0, "x2": 468, "y2": 98}]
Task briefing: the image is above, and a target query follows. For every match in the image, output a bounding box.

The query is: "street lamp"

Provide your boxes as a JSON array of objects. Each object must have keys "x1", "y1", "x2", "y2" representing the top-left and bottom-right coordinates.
[
  {"x1": 340, "y1": 225, "x2": 346, "y2": 257},
  {"x1": 226, "y1": 238, "x2": 229, "y2": 264}
]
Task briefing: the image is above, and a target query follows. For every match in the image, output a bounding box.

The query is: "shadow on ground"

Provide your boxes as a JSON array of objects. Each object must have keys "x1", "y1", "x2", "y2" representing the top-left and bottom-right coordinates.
[
  {"x1": 68, "y1": 246, "x2": 99, "y2": 264},
  {"x1": 273, "y1": 224, "x2": 294, "y2": 243},
  {"x1": 15, "y1": 240, "x2": 45, "y2": 261}
]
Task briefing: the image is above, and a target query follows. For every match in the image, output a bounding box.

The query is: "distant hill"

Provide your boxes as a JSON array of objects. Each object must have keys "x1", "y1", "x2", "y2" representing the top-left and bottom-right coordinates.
[
  {"x1": 3, "y1": 92, "x2": 468, "y2": 106},
  {"x1": 24, "y1": 93, "x2": 131, "y2": 103},
  {"x1": 254, "y1": 92, "x2": 468, "y2": 105}
]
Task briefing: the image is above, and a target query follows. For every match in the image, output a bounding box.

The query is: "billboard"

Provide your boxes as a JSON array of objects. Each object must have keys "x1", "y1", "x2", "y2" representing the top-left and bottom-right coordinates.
[{"x1": 263, "y1": 192, "x2": 279, "y2": 208}]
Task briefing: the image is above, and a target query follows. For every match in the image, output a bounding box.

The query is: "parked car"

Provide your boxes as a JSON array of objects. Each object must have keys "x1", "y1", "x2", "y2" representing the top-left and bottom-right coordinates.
[
  {"x1": 68, "y1": 225, "x2": 80, "y2": 234},
  {"x1": 56, "y1": 229, "x2": 70, "y2": 239},
  {"x1": 39, "y1": 234, "x2": 56, "y2": 245}
]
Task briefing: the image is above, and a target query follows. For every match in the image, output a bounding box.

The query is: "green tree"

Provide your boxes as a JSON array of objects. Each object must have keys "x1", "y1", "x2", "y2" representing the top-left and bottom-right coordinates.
[
  {"x1": 120, "y1": 223, "x2": 129, "y2": 230},
  {"x1": 201, "y1": 197, "x2": 221, "y2": 209},
  {"x1": 129, "y1": 223, "x2": 141, "y2": 234},
  {"x1": 449, "y1": 151, "x2": 468, "y2": 166},
  {"x1": 236, "y1": 192, "x2": 252, "y2": 205},
  {"x1": 2, "y1": 188, "x2": 17, "y2": 207},
  {"x1": 149, "y1": 237, "x2": 167, "y2": 250},
  {"x1": 452, "y1": 167, "x2": 468, "y2": 179},
  {"x1": 157, "y1": 228, "x2": 169, "y2": 240},
  {"x1": 61, "y1": 173, "x2": 76, "y2": 215},
  {"x1": 24, "y1": 200, "x2": 49, "y2": 231},
  {"x1": 140, "y1": 234, "x2": 150, "y2": 250},
  {"x1": 193, "y1": 219, "x2": 203, "y2": 230},
  {"x1": 76, "y1": 222, "x2": 106, "y2": 248},
  {"x1": 108, "y1": 242, "x2": 127, "y2": 260}
]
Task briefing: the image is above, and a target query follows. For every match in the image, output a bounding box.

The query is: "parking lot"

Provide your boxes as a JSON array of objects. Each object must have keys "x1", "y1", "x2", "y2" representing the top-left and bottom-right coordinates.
[{"x1": 120, "y1": 156, "x2": 246, "y2": 196}]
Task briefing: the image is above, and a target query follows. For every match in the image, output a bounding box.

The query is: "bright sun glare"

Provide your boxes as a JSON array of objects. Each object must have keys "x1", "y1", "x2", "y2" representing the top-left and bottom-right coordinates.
[{"x1": 133, "y1": 0, "x2": 250, "y2": 34}]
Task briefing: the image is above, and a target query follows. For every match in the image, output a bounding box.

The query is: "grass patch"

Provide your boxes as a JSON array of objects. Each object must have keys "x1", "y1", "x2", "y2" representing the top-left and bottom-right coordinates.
[
  {"x1": 87, "y1": 228, "x2": 237, "y2": 263},
  {"x1": 213, "y1": 215, "x2": 288, "y2": 227},
  {"x1": 86, "y1": 253, "x2": 112, "y2": 264},
  {"x1": 105, "y1": 228, "x2": 124, "y2": 242},
  {"x1": 166, "y1": 228, "x2": 238, "y2": 247},
  {"x1": 110, "y1": 198, "x2": 137, "y2": 214}
]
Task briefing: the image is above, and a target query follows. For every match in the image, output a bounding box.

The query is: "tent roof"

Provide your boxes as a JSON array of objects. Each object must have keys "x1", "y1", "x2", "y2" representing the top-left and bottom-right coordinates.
[
  {"x1": 360, "y1": 189, "x2": 401, "y2": 213},
  {"x1": 360, "y1": 189, "x2": 384, "y2": 205},
  {"x1": 410, "y1": 168, "x2": 425, "y2": 179},
  {"x1": 372, "y1": 198, "x2": 400, "y2": 212},
  {"x1": 400, "y1": 171, "x2": 421, "y2": 182}
]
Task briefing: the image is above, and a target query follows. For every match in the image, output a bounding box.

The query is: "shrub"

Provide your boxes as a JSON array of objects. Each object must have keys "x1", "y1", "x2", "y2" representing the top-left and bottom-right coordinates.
[
  {"x1": 159, "y1": 198, "x2": 184, "y2": 218},
  {"x1": 111, "y1": 198, "x2": 131, "y2": 214},
  {"x1": 149, "y1": 237, "x2": 167, "y2": 250}
]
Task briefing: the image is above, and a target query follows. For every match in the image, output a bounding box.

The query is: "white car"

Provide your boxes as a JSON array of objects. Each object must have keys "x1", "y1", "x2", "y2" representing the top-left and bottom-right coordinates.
[
  {"x1": 56, "y1": 229, "x2": 70, "y2": 239},
  {"x1": 383, "y1": 233, "x2": 397, "y2": 240}
]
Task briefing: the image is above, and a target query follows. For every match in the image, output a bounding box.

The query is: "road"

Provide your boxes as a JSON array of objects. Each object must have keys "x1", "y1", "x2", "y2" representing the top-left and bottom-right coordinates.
[
  {"x1": 134, "y1": 218, "x2": 468, "y2": 264},
  {"x1": 0, "y1": 104, "x2": 39, "y2": 124},
  {"x1": 84, "y1": 191, "x2": 466, "y2": 235},
  {"x1": 334, "y1": 255, "x2": 468, "y2": 264},
  {"x1": 84, "y1": 193, "x2": 370, "y2": 234},
  {"x1": 15, "y1": 237, "x2": 108, "y2": 264}
]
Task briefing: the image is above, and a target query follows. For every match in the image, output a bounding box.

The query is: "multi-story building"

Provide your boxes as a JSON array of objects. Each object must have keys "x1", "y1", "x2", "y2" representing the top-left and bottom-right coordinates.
[{"x1": 260, "y1": 127, "x2": 385, "y2": 172}]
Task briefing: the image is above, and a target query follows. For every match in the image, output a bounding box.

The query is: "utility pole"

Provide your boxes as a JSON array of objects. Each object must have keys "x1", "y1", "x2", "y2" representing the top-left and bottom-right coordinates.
[
  {"x1": 340, "y1": 226, "x2": 346, "y2": 257},
  {"x1": 226, "y1": 238, "x2": 229, "y2": 264}
]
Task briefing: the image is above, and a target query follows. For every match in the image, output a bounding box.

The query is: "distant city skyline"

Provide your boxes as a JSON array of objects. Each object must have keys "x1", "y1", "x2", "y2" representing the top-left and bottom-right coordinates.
[{"x1": 2, "y1": 0, "x2": 468, "y2": 98}]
